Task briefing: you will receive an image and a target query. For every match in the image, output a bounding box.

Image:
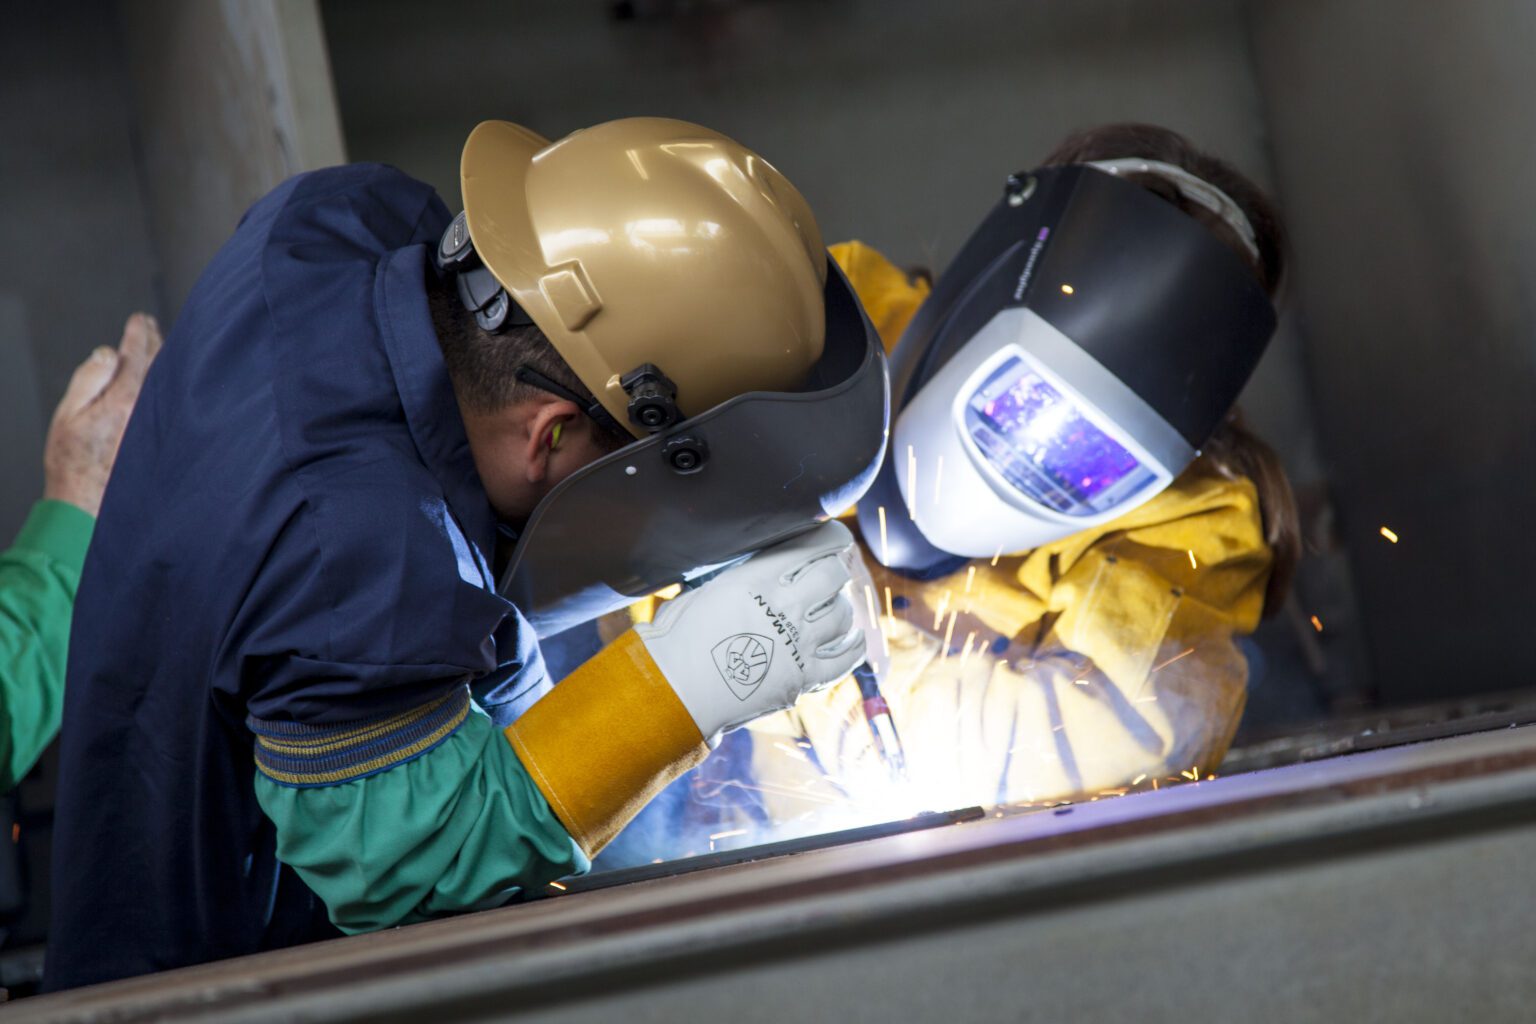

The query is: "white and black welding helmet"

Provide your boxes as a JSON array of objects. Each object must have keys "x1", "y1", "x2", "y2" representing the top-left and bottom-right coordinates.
[
  {"x1": 858, "y1": 159, "x2": 1277, "y2": 576},
  {"x1": 436, "y1": 118, "x2": 889, "y2": 634}
]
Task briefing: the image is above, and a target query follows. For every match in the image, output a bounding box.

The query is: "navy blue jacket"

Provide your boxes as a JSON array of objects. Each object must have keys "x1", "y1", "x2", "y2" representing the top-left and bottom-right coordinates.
[{"x1": 46, "y1": 165, "x2": 551, "y2": 989}]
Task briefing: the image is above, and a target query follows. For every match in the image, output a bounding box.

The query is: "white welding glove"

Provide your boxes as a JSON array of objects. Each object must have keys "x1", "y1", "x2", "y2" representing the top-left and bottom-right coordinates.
[{"x1": 635, "y1": 520, "x2": 867, "y2": 745}]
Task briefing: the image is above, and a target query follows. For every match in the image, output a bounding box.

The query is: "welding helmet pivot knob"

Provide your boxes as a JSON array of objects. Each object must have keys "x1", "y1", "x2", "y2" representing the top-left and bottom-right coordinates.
[
  {"x1": 622, "y1": 363, "x2": 682, "y2": 432},
  {"x1": 1005, "y1": 173, "x2": 1037, "y2": 207},
  {"x1": 661, "y1": 433, "x2": 708, "y2": 474},
  {"x1": 436, "y1": 211, "x2": 475, "y2": 270}
]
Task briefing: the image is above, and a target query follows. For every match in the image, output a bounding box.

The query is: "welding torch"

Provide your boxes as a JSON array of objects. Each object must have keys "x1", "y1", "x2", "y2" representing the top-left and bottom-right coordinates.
[{"x1": 853, "y1": 661, "x2": 908, "y2": 782}]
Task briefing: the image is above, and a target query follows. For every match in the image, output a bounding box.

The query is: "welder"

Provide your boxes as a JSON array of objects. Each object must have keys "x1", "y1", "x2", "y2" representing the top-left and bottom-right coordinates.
[
  {"x1": 45, "y1": 117, "x2": 886, "y2": 989},
  {"x1": 578, "y1": 125, "x2": 1297, "y2": 850},
  {"x1": 747, "y1": 124, "x2": 1299, "y2": 818}
]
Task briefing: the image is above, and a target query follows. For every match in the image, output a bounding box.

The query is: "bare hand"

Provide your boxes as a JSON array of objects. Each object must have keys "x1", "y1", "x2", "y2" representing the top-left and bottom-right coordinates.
[{"x1": 43, "y1": 313, "x2": 163, "y2": 518}]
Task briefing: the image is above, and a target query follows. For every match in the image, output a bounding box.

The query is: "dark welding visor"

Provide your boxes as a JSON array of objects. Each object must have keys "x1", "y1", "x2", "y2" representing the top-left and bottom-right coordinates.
[{"x1": 499, "y1": 259, "x2": 889, "y2": 635}]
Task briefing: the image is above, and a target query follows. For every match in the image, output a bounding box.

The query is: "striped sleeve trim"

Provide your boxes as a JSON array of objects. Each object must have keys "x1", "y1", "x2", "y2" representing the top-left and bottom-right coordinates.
[{"x1": 248, "y1": 685, "x2": 471, "y2": 788}]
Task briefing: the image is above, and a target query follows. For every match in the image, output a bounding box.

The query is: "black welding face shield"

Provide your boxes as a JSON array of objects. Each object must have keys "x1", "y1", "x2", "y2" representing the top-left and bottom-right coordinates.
[
  {"x1": 858, "y1": 163, "x2": 1277, "y2": 577},
  {"x1": 499, "y1": 258, "x2": 890, "y2": 636}
]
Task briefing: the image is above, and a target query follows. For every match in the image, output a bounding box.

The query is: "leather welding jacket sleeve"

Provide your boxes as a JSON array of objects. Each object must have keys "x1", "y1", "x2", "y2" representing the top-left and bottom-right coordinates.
[
  {"x1": 735, "y1": 242, "x2": 1273, "y2": 815},
  {"x1": 254, "y1": 630, "x2": 708, "y2": 934},
  {"x1": 0, "y1": 500, "x2": 92, "y2": 791}
]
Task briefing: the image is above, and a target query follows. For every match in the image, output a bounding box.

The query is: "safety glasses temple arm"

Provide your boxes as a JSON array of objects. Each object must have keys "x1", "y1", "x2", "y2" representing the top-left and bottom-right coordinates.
[{"x1": 513, "y1": 366, "x2": 627, "y2": 437}]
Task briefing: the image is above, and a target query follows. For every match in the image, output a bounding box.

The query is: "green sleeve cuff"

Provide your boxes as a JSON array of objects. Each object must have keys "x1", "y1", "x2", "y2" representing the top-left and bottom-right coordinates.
[
  {"x1": 12, "y1": 500, "x2": 94, "y2": 576},
  {"x1": 255, "y1": 705, "x2": 588, "y2": 934},
  {"x1": 0, "y1": 501, "x2": 92, "y2": 789}
]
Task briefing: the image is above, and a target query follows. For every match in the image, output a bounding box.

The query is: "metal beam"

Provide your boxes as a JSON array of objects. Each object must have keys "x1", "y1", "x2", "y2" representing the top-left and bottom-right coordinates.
[{"x1": 20, "y1": 724, "x2": 1536, "y2": 1022}]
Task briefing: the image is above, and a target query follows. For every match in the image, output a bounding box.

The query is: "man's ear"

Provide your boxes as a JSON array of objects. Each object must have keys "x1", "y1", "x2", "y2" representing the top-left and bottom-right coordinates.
[{"x1": 521, "y1": 398, "x2": 582, "y2": 484}]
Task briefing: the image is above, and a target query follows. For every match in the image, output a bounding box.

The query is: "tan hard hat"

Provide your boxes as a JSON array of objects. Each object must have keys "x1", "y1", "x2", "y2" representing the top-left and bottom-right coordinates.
[{"x1": 460, "y1": 117, "x2": 828, "y2": 437}]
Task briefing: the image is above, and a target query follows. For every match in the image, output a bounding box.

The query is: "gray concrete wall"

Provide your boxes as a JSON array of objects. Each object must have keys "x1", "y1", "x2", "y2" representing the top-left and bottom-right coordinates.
[
  {"x1": 117, "y1": 0, "x2": 347, "y2": 315},
  {"x1": 0, "y1": 5, "x2": 162, "y2": 541},
  {"x1": 1250, "y1": 1, "x2": 1536, "y2": 704},
  {"x1": 327, "y1": 1, "x2": 1273, "y2": 274}
]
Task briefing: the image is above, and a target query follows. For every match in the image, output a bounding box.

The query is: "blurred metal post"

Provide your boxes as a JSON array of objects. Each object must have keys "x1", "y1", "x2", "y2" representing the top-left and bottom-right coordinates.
[{"x1": 115, "y1": 0, "x2": 348, "y2": 316}]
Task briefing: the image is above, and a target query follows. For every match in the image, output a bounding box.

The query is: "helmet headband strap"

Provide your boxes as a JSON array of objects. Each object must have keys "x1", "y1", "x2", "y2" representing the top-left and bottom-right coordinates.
[{"x1": 1086, "y1": 158, "x2": 1261, "y2": 266}]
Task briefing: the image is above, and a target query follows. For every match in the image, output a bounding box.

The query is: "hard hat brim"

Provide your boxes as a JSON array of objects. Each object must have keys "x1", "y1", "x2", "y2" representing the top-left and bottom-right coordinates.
[{"x1": 460, "y1": 121, "x2": 551, "y2": 269}]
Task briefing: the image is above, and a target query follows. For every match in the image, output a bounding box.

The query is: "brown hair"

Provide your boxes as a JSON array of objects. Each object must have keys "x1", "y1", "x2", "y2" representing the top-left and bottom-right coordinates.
[
  {"x1": 427, "y1": 277, "x2": 630, "y2": 452},
  {"x1": 1042, "y1": 124, "x2": 1299, "y2": 612}
]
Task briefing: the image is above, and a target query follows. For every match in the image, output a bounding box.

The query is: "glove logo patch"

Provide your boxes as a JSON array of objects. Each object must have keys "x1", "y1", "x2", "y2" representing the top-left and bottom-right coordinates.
[{"x1": 712, "y1": 633, "x2": 774, "y2": 701}]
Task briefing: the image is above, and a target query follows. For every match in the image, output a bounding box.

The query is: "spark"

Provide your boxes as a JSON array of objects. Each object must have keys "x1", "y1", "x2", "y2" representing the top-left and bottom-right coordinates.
[
  {"x1": 1073, "y1": 675, "x2": 1090, "y2": 686},
  {"x1": 1060, "y1": 283, "x2": 1075, "y2": 295},
  {"x1": 773, "y1": 741, "x2": 810, "y2": 761},
  {"x1": 548, "y1": 881, "x2": 567, "y2": 891},
  {"x1": 958, "y1": 630, "x2": 978, "y2": 673},
  {"x1": 9, "y1": 824, "x2": 16, "y2": 843},
  {"x1": 1152, "y1": 779, "x2": 1160, "y2": 790},
  {"x1": 1134, "y1": 694, "x2": 1158, "y2": 703},
  {"x1": 932, "y1": 590, "x2": 952, "y2": 630},
  {"x1": 933, "y1": 454, "x2": 945, "y2": 505},
  {"x1": 1187, "y1": 549, "x2": 1197, "y2": 570},
  {"x1": 1151, "y1": 647, "x2": 1196, "y2": 673},
  {"x1": 1379, "y1": 526, "x2": 1399, "y2": 543},
  {"x1": 709, "y1": 828, "x2": 748, "y2": 841},
  {"x1": 991, "y1": 544, "x2": 1004, "y2": 567},
  {"x1": 878, "y1": 505, "x2": 889, "y2": 564},
  {"x1": 964, "y1": 565, "x2": 977, "y2": 595},
  {"x1": 884, "y1": 585, "x2": 895, "y2": 621},
  {"x1": 1131, "y1": 773, "x2": 1148, "y2": 785},
  {"x1": 1310, "y1": 614, "x2": 1323, "y2": 632},
  {"x1": 725, "y1": 780, "x2": 846, "y2": 805},
  {"x1": 864, "y1": 584, "x2": 890, "y2": 658},
  {"x1": 906, "y1": 445, "x2": 918, "y2": 518},
  {"x1": 942, "y1": 608, "x2": 959, "y2": 657}
]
